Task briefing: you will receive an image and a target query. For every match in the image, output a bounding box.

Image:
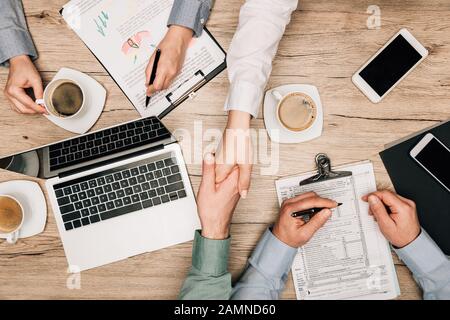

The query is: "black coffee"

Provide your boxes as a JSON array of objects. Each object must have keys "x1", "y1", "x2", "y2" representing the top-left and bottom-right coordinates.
[{"x1": 51, "y1": 83, "x2": 83, "y2": 116}]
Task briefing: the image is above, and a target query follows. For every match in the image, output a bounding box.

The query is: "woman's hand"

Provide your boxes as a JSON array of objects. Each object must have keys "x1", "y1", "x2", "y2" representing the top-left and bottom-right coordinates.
[
  {"x1": 215, "y1": 110, "x2": 253, "y2": 198},
  {"x1": 145, "y1": 25, "x2": 193, "y2": 96},
  {"x1": 4, "y1": 55, "x2": 46, "y2": 114}
]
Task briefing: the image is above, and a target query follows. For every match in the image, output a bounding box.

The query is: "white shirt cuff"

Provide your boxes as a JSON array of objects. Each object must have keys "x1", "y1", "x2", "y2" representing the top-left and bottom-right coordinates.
[
  {"x1": 394, "y1": 228, "x2": 448, "y2": 276},
  {"x1": 224, "y1": 80, "x2": 263, "y2": 118}
]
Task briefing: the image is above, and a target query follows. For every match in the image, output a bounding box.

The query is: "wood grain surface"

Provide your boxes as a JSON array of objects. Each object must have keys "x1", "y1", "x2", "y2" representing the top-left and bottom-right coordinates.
[{"x1": 1, "y1": 0, "x2": 449, "y2": 300}]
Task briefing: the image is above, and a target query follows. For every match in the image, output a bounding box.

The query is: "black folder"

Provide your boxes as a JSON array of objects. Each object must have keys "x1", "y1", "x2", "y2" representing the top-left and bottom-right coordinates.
[{"x1": 379, "y1": 120, "x2": 450, "y2": 255}]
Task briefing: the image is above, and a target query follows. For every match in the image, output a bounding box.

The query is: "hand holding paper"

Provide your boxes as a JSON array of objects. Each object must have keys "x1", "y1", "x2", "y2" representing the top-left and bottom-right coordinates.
[{"x1": 363, "y1": 190, "x2": 421, "y2": 248}]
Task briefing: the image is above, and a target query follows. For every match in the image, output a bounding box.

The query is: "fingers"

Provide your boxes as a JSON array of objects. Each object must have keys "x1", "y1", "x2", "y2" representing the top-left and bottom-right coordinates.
[
  {"x1": 30, "y1": 76, "x2": 44, "y2": 100},
  {"x1": 282, "y1": 196, "x2": 338, "y2": 215},
  {"x1": 215, "y1": 163, "x2": 235, "y2": 184},
  {"x1": 363, "y1": 190, "x2": 409, "y2": 213},
  {"x1": 367, "y1": 195, "x2": 396, "y2": 231},
  {"x1": 30, "y1": 77, "x2": 47, "y2": 114},
  {"x1": 219, "y1": 167, "x2": 240, "y2": 196},
  {"x1": 7, "y1": 87, "x2": 44, "y2": 114},
  {"x1": 8, "y1": 96, "x2": 35, "y2": 114},
  {"x1": 200, "y1": 153, "x2": 216, "y2": 192},
  {"x1": 300, "y1": 209, "x2": 332, "y2": 240},
  {"x1": 146, "y1": 73, "x2": 167, "y2": 96},
  {"x1": 145, "y1": 52, "x2": 179, "y2": 96},
  {"x1": 238, "y1": 163, "x2": 252, "y2": 199}
]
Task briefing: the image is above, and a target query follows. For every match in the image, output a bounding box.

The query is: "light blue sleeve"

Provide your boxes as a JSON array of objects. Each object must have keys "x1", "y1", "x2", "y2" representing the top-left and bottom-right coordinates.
[
  {"x1": 231, "y1": 228, "x2": 297, "y2": 300},
  {"x1": 394, "y1": 228, "x2": 450, "y2": 300},
  {"x1": 0, "y1": 0, "x2": 38, "y2": 66},
  {"x1": 167, "y1": 0, "x2": 214, "y2": 37}
]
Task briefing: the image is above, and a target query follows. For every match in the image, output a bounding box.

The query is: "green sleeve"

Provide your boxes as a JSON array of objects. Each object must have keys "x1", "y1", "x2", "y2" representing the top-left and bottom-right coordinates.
[{"x1": 179, "y1": 230, "x2": 232, "y2": 300}]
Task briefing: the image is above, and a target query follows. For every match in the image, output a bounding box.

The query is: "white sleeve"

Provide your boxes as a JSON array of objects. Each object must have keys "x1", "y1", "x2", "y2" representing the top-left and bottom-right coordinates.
[{"x1": 224, "y1": 0, "x2": 299, "y2": 118}]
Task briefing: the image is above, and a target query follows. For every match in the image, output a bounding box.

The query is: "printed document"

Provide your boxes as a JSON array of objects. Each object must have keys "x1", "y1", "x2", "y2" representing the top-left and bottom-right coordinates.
[
  {"x1": 275, "y1": 161, "x2": 400, "y2": 300},
  {"x1": 62, "y1": 0, "x2": 225, "y2": 117}
]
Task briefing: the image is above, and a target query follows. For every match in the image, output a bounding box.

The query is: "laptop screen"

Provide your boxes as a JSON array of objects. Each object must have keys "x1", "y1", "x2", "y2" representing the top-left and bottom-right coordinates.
[{"x1": 0, "y1": 117, "x2": 173, "y2": 179}]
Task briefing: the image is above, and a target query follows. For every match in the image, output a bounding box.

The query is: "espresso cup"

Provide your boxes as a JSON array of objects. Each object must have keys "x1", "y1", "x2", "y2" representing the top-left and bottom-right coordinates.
[
  {"x1": 0, "y1": 195, "x2": 24, "y2": 244},
  {"x1": 36, "y1": 79, "x2": 85, "y2": 118},
  {"x1": 272, "y1": 90, "x2": 317, "y2": 132}
]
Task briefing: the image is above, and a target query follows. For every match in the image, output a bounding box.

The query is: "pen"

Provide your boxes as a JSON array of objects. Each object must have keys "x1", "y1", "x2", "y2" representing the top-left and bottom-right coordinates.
[
  {"x1": 146, "y1": 48, "x2": 161, "y2": 107},
  {"x1": 291, "y1": 203, "x2": 342, "y2": 218}
]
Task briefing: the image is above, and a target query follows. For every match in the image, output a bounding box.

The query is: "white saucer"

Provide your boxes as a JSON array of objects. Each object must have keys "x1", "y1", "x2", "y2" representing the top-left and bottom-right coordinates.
[
  {"x1": 0, "y1": 180, "x2": 47, "y2": 239},
  {"x1": 263, "y1": 84, "x2": 323, "y2": 144},
  {"x1": 45, "y1": 68, "x2": 106, "y2": 134}
]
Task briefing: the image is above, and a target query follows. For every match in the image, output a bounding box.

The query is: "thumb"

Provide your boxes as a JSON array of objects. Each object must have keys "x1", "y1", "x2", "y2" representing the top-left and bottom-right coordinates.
[
  {"x1": 238, "y1": 163, "x2": 252, "y2": 199},
  {"x1": 301, "y1": 209, "x2": 332, "y2": 240},
  {"x1": 200, "y1": 153, "x2": 216, "y2": 191},
  {"x1": 367, "y1": 195, "x2": 396, "y2": 231}
]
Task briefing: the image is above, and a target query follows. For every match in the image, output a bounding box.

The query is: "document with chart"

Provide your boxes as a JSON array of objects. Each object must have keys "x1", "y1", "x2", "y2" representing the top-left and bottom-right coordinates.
[
  {"x1": 275, "y1": 161, "x2": 400, "y2": 300},
  {"x1": 61, "y1": 0, "x2": 226, "y2": 117}
]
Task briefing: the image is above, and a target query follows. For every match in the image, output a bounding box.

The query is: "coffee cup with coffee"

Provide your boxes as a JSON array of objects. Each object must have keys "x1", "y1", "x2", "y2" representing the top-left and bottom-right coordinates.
[
  {"x1": 0, "y1": 195, "x2": 24, "y2": 244},
  {"x1": 272, "y1": 90, "x2": 317, "y2": 132},
  {"x1": 36, "y1": 79, "x2": 85, "y2": 118}
]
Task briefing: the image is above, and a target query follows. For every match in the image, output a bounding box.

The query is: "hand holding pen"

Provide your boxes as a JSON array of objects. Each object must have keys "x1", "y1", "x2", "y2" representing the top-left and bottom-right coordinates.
[
  {"x1": 291, "y1": 202, "x2": 342, "y2": 218},
  {"x1": 272, "y1": 192, "x2": 337, "y2": 248},
  {"x1": 146, "y1": 49, "x2": 161, "y2": 107},
  {"x1": 145, "y1": 25, "x2": 193, "y2": 104}
]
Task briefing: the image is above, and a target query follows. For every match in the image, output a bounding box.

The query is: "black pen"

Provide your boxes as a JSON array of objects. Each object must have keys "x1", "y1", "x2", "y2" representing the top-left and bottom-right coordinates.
[
  {"x1": 146, "y1": 48, "x2": 161, "y2": 107},
  {"x1": 291, "y1": 203, "x2": 342, "y2": 218}
]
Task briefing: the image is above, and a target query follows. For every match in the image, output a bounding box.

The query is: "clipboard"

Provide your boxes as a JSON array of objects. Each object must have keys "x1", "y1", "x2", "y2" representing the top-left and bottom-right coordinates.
[
  {"x1": 299, "y1": 153, "x2": 352, "y2": 186},
  {"x1": 59, "y1": 5, "x2": 226, "y2": 119}
]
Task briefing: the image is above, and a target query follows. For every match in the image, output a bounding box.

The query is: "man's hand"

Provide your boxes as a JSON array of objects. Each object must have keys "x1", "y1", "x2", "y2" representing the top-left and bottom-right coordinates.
[
  {"x1": 363, "y1": 190, "x2": 421, "y2": 248},
  {"x1": 215, "y1": 110, "x2": 253, "y2": 199},
  {"x1": 197, "y1": 153, "x2": 241, "y2": 240},
  {"x1": 145, "y1": 26, "x2": 193, "y2": 96},
  {"x1": 272, "y1": 192, "x2": 336, "y2": 248},
  {"x1": 4, "y1": 55, "x2": 46, "y2": 114}
]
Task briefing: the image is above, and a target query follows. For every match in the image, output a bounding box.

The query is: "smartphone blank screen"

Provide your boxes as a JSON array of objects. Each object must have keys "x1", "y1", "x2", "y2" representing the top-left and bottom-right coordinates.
[
  {"x1": 359, "y1": 35, "x2": 423, "y2": 97},
  {"x1": 415, "y1": 138, "x2": 450, "y2": 190}
]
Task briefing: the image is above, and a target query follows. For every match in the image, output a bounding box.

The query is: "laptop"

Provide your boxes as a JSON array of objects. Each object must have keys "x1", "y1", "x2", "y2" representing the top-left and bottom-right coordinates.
[{"x1": 0, "y1": 117, "x2": 200, "y2": 271}]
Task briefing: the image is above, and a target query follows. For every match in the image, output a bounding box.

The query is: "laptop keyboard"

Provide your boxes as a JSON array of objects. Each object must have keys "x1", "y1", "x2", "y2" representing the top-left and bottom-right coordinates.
[
  {"x1": 48, "y1": 117, "x2": 171, "y2": 171},
  {"x1": 53, "y1": 152, "x2": 186, "y2": 231}
]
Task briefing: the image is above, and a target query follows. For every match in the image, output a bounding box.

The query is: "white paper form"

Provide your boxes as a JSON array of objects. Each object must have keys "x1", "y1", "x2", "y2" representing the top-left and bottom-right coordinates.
[
  {"x1": 276, "y1": 161, "x2": 400, "y2": 300},
  {"x1": 62, "y1": 0, "x2": 225, "y2": 117}
]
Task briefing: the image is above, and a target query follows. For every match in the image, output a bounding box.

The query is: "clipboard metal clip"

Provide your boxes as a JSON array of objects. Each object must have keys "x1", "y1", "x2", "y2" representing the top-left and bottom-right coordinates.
[
  {"x1": 300, "y1": 153, "x2": 352, "y2": 186},
  {"x1": 166, "y1": 70, "x2": 206, "y2": 106}
]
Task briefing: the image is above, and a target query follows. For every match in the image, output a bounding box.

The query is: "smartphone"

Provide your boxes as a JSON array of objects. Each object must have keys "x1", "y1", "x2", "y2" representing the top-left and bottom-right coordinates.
[
  {"x1": 410, "y1": 133, "x2": 450, "y2": 192},
  {"x1": 352, "y1": 28, "x2": 428, "y2": 103}
]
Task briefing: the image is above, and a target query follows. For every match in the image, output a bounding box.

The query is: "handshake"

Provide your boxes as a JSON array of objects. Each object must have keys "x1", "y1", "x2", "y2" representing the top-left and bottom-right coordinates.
[{"x1": 198, "y1": 153, "x2": 421, "y2": 249}]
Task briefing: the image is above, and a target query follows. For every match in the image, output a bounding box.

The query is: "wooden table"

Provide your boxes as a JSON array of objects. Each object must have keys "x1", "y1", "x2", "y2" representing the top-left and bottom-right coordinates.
[{"x1": 1, "y1": 0, "x2": 449, "y2": 300}]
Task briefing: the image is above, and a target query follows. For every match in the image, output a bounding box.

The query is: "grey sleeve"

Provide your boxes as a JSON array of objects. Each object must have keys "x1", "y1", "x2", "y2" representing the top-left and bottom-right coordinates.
[
  {"x1": 167, "y1": 0, "x2": 214, "y2": 37},
  {"x1": 0, "y1": 0, "x2": 38, "y2": 67}
]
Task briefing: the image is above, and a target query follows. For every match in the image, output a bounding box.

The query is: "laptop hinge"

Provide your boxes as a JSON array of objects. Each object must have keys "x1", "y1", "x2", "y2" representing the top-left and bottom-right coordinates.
[{"x1": 58, "y1": 144, "x2": 165, "y2": 179}]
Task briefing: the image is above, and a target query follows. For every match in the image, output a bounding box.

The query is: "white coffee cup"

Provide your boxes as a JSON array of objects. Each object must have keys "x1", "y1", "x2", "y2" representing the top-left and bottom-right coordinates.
[
  {"x1": 36, "y1": 78, "x2": 85, "y2": 118},
  {"x1": 271, "y1": 90, "x2": 317, "y2": 132},
  {"x1": 0, "y1": 195, "x2": 24, "y2": 244}
]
